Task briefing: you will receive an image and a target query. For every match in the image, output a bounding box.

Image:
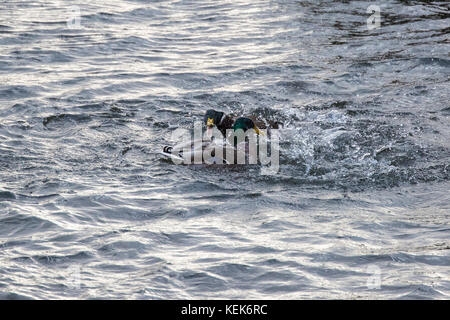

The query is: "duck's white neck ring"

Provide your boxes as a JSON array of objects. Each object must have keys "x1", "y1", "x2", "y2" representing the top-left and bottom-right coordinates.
[{"x1": 219, "y1": 113, "x2": 226, "y2": 125}]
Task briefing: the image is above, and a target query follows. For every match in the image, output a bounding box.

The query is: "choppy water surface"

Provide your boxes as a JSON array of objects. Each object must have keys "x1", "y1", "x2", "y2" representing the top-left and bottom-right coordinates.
[{"x1": 0, "y1": 0, "x2": 449, "y2": 299}]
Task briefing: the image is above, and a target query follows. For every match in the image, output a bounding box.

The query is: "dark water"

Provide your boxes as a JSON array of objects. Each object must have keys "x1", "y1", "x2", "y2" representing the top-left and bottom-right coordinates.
[{"x1": 0, "y1": 0, "x2": 449, "y2": 299}]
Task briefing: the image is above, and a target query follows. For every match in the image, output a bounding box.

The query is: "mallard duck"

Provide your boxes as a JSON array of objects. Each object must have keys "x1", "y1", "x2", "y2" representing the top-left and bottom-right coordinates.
[
  {"x1": 161, "y1": 118, "x2": 261, "y2": 164},
  {"x1": 203, "y1": 109, "x2": 280, "y2": 137},
  {"x1": 232, "y1": 117, "x2": 262, "y2": 134},
  {"x1": 161, "y1": 111, "x2": 280, "y2": 164},
  {"x1": 203, "y1": 109, "x2": 234, "y2": 137}
]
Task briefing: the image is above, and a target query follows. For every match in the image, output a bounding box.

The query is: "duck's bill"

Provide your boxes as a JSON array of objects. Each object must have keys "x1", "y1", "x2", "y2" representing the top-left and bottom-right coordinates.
[{"x1": 254, "y1": 126, "x2": 264, "y2": 135}]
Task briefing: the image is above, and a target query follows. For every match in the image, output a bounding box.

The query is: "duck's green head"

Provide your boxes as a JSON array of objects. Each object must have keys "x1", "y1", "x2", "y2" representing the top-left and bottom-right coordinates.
[
  {"x1": 204, "y1": 109, "x2": 224, "y2": 129},
  {"x1": 233, "y1": 117, "x2": 261, "y2": 135}
]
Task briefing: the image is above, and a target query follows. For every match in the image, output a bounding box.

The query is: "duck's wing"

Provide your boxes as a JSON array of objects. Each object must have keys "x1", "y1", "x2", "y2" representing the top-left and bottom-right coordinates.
[{"x1": 171, "y1": 139, "x2": 207, "y2": 153}]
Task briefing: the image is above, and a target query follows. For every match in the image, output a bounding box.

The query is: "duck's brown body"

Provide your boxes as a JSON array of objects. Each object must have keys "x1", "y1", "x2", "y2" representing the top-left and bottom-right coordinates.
[{"x1": 246, "y1": 116, "x2": 280, "y2": 130}]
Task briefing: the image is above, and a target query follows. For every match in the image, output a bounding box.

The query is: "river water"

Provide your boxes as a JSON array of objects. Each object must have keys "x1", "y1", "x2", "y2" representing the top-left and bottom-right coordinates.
[{"x1": 0, "y1": 0, "x2": 449, "y2": 299}]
